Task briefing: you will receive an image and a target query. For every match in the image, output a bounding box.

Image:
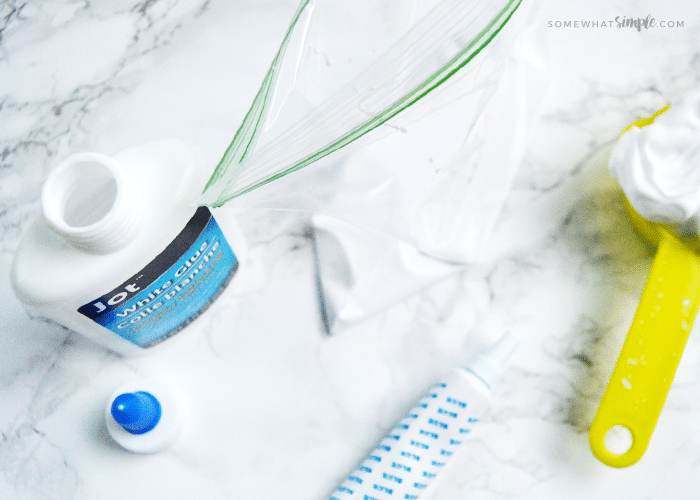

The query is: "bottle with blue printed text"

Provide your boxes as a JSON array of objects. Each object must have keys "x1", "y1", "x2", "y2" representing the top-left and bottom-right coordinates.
[
  {"x1": 328, "y1": 332, "x2": 517, "y2": 500},
  {"x1": 11, "y1": 139, "x2": 246, "y2": 355}
]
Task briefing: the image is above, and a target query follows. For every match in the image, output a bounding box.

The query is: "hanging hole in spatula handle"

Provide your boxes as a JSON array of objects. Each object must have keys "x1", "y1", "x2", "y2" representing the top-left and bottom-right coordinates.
[{"x1": 589, "y1": 236, "x2": 700, "y2": 467}]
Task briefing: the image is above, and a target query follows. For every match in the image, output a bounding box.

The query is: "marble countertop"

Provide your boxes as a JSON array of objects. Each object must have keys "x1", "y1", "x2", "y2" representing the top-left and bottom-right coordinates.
[{"x1": 2, "y1": 0, "x2": 700, "y2": 498}]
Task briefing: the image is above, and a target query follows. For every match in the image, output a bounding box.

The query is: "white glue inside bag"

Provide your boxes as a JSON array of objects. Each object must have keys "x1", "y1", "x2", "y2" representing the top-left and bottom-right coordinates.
[{"x1": 11, "y1": 139, "x2": 246, "y2": 356}]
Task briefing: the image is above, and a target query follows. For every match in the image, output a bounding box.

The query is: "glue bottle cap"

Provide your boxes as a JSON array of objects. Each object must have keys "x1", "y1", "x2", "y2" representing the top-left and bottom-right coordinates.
[
  {"x1": 463, "y1": 331, "x2": 519, "y2": 391},
  {"x1": 111, "y1": 391, "x2": 162, "y2": 434}
]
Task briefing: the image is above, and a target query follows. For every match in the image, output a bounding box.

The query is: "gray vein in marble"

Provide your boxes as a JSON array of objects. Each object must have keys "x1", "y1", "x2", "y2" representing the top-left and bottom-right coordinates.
[
  {"x1": 0, "y1": 330, "x2": 117, "y2": 499},
  {"x1": 0, "y1": 0, "x2": 210, "y2": 254},
  {"x1": 1, "y1": 423, "x2": 79, "y2": 500}
]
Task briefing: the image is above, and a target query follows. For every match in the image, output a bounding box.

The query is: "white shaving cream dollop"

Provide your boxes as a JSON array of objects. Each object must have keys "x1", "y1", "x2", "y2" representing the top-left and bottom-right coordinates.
[{"x1": 610, "y1": 93, "x2": 700, "y2": 229}]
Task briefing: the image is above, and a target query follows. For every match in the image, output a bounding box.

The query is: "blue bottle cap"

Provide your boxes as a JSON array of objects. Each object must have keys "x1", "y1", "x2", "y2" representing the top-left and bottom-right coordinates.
[{"x1": 111, "y1": 391, "x2": 162, "y2": 434}]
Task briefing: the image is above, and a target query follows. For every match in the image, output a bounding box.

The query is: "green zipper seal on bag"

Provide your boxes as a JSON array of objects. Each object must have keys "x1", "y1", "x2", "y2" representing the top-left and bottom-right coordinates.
[
  {"x1": 204, "y1": 0, "x2": 313, "y2": 190},
  {"x1": 203, "y1": 0, "x2": 522, "y2": 206}
]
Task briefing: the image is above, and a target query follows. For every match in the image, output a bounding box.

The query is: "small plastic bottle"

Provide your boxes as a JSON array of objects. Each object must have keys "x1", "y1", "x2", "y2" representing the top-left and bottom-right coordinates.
[
  {"x1": 11, "y1": 139, "x2": 244, "y2": 355},
  {"x1": 328, "y1": 332, "x2": 518, "y2": 500}
]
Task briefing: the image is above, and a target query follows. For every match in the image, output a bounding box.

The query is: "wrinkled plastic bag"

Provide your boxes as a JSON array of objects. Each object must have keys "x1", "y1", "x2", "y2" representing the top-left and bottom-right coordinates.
[{"x1": 198, "y1": 0, "x2": 549, "y2": 332}]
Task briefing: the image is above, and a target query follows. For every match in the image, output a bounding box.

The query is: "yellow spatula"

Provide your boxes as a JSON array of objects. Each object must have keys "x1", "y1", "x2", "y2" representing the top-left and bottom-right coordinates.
[{"x1": 589, "y1": 106, "x2": 700, "y2": 467}]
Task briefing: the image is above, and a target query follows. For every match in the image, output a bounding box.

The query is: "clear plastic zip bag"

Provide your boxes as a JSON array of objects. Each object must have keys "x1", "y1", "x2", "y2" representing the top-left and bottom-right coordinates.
[{"x1": 198, "y1": 0, "x2": 549, "y2": 332}]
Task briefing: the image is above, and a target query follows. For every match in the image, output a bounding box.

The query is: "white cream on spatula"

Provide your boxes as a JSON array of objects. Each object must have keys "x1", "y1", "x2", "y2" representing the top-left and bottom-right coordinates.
[{"x1": 609, "y1": 92, "x2": 700, "y2": 235}]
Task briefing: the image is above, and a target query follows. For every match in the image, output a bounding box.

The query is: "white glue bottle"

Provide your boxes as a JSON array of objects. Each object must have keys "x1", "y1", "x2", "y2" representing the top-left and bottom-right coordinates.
[
  {"x1": 328, "y1": 332, "x2": 517, "y2": 500},
  {"x1": 11, "y1": 139, "x2": 245, "y2": 355}
]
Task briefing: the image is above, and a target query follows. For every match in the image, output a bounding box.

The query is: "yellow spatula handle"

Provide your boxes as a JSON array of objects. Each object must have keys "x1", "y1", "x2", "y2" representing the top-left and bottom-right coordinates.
[{"x1": 590, "y1": 236, "x2": 700, "y2": 467}]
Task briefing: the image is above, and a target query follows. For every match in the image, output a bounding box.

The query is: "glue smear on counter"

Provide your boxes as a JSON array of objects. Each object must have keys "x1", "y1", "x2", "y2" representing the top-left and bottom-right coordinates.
[{"x1": 328, "y1": 332, "x2": 517, "y2": 500}]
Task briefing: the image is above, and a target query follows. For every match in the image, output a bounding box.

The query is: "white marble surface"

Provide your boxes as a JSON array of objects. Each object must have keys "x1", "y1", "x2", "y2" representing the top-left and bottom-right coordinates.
[{"x1": 2, "y1": 0, "x2": 700, "y2": 498}]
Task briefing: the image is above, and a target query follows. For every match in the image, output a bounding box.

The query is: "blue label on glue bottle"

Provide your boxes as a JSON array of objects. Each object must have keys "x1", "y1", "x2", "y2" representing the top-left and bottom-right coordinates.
[{"x1": 78, "y1": 207, "x2": 237, "y2": 347}]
